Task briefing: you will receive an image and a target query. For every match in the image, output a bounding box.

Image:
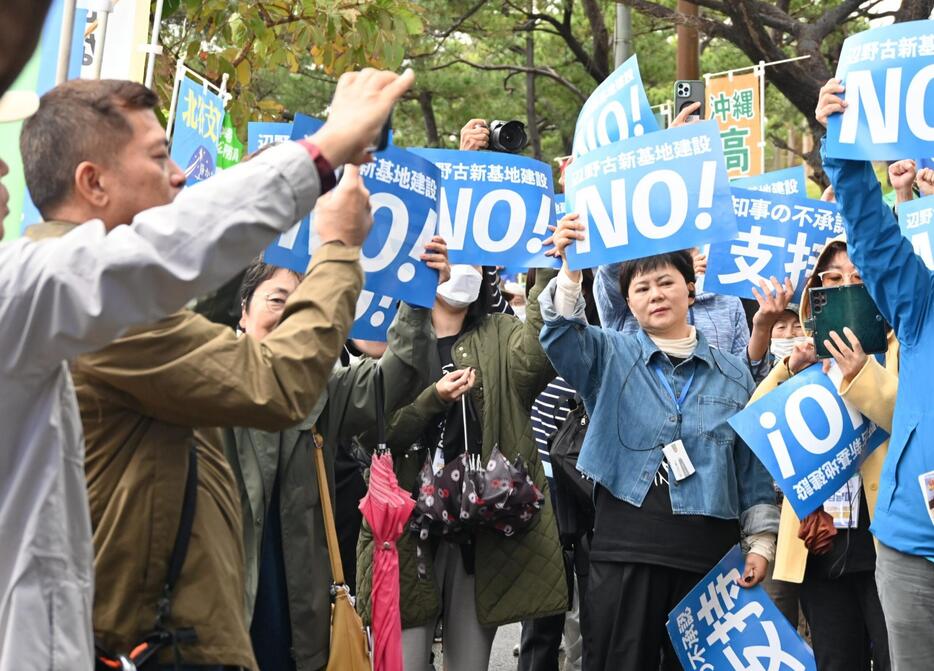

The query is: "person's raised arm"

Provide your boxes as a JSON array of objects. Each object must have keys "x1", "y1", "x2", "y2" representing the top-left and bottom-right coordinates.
[
  {"x1": 72, "y1": 168, "x2": 372, "y2": 431},
  {"x1": 1, "y1": 68, "x2": 415, "y2": 375},
  {"x1": 747, "y1": 276, "x2": 794, "y2": 363},
  {"x1": 817, "y1": 78, "x2": 934, "y2": 346},
  {"x1": 539, "y1": 213, "x2": 611, "y2": 399}
]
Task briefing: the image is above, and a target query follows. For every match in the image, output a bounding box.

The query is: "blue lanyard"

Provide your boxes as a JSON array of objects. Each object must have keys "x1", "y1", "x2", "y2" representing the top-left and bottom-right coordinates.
[{"x1": 652, "y1": 363, "x2": 695, "y2": 416}]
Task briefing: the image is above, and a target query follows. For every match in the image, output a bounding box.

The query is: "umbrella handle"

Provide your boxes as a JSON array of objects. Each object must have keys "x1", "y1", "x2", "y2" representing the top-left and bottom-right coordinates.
[
  {"x1": 375, "y1": 365, "x2": 387, "y2": 453},
  {"x1": 461, "y1": 394, "x2": 469, "y2": 458}
]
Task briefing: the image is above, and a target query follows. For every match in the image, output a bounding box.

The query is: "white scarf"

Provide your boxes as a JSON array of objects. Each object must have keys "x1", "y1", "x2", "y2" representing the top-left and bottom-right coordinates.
[{"x1": 650, "y1": 326, "x2": 698, "y2": 358}]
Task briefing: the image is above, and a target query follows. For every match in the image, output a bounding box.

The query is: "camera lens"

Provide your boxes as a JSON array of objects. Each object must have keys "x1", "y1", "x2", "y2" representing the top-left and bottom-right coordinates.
[{"x1": 489, "y1": 120, "x2": 528, "y2": 153}]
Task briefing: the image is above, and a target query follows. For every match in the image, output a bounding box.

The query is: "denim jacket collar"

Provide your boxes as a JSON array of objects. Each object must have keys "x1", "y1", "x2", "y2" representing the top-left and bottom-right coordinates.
[{"x1": 636, "y1": 328, "x2": 716, "y2": 369}]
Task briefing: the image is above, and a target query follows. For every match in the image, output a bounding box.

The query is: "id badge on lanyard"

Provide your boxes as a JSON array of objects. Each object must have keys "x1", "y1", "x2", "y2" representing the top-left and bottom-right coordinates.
[{"x1": 654, "y1": 363, "x2": 697, "y2": 482}]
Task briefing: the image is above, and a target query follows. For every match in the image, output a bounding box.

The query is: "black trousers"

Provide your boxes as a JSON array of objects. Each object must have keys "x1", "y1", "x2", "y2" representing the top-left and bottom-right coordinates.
[
  {"x1": 585, "y1": 560, "x2": 702, "y2": 671},
  {"x1": 519, "y1": 539, "x2": 591, "y2": 671},
  {"x1": 799, "y1": 569, "x2": 890, "y2": 671},
  {"x1": 518, "y1": 612, "x2": 566, "y2": 671}
]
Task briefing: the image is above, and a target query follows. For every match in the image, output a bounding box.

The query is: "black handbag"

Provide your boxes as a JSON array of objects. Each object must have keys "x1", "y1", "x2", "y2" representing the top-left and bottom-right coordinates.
[{"x1": 548, "y1": 395, "x2": 594, "y2": 544}]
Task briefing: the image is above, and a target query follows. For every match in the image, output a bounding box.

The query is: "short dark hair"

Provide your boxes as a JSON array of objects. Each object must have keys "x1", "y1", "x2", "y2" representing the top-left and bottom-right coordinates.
[
  {"x1": 618, "y1": 250, "x2": 696, "y2": 300},
  {"x1": 238, "y1": 258, "x2": 303, "y2": 311},
  {"x1": 20, "y1": 79, "x2": 158, "y2": 218}
]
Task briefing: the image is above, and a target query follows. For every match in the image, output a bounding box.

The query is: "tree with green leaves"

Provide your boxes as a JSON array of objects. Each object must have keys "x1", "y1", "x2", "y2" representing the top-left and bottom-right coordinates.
[{"x1": 155, "y1": 0, "x2": 423, "y2": 135}]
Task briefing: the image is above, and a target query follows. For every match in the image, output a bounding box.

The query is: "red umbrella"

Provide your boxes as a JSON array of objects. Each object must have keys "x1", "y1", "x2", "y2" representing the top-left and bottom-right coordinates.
[{"x1": 359, "y1": 371, "x2": 415, "y2": 671}]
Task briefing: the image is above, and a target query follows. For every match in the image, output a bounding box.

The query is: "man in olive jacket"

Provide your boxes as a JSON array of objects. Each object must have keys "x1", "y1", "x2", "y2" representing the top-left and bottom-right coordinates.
[
  {"x1": 19, "y1": 70, "x2": 412, "y2": 667},
  {"x1": 225, "y1": 297, "x2": 435, "y2": 671}
]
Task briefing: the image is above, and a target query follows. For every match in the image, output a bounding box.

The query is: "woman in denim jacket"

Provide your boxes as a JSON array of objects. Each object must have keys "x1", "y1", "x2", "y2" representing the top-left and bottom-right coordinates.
[{"x1": 539, "y1": 214, "x2": 780, "y2": 671}]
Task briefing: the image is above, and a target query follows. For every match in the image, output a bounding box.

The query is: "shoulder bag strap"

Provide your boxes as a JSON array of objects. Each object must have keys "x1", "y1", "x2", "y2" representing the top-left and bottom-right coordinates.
[
  {"x1": 156, "y1": 445, "x2": 199, "y2": 627},
  {"x1": 313, "y1": 430, "x2": 346, "y2": 585}
]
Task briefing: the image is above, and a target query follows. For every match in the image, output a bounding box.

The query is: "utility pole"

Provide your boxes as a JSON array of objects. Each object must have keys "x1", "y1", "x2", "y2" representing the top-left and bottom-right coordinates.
[
  {"x1": 526, "y1": 0, "x2": 541, "y2": 159},
  {"x1": 676, "y1": 0, "x2": 699, "y2": 80},
  {"x1": 614, "y1": 2, "x2": 632, "y2": 68}
]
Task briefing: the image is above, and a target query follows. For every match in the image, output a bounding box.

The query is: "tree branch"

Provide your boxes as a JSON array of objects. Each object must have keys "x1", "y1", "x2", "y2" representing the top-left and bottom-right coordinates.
[
  {"x1": 409, "y1": 0, "x2": 489, "y2": 59},
  {"x1": 525, "y1": 1, "x2": 607, "y2": 83},
  {"x1": 429, "y1": 57, "x2": 587, "y2": 102},
  {"x1": 581, "y1": 0, "x2": 610, "y2": 80},
  {"x1": 814, "y1": 0, "x2": 884, "y2": 37},
  {"x1": 616, "y1": 0, "x2": 730, "y2": 39}
]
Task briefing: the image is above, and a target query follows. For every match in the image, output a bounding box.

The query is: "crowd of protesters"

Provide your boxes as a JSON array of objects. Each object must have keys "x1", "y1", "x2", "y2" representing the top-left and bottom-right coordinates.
[{"x1": 2, "y1": 6, "x2": 934, "y2": 671}]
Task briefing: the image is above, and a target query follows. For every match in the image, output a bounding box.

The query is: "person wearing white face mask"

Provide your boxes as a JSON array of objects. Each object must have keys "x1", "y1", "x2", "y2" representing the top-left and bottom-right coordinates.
[
  {"x1": 354, "y1": 263, "x2": 567, "y2": 671},
  {"x1": 766, "y1": 308, "x2": 809, "y2": 361}
]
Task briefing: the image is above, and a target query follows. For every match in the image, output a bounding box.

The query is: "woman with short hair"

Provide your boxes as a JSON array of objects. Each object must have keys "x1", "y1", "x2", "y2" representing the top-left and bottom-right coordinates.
[{"x1": 539, "y1": 213, "x2": 779, "y2": 671}]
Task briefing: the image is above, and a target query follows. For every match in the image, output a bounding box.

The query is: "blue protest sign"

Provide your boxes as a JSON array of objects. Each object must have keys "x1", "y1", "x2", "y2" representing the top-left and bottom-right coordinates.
[
  {"x1": 897, "y1": 194, "x2": 934, "y2": 268},
  {"x1": 668, "y1": 545, "x2": 816, "y2": 671},
  {"x1": 247, "y1": 121, "x2": 293, "y2": 154},
  {"x1": 351, "y1": 290, "x2": 399, "y2": 342},
  {"x1": 563, "y1": 120, "x2": 736, "y2": 271},
  {"x1": 555, "y1": 193, "x2": 567, "y2": 218},
  {"x1": 170, "y1": 78, "x2": 225, "y2": 185},
  {"x1": 573, "y1": 54, "x2": 659, "y2": 157},
  {"x1": 729, "y1": 364, "x2": 889, "y2": 519},
  {"x1": 289, "y1": 113, "x2": 325, "y2": 140},
  {"x1": 827, "y1": 20, "x2": 934, "y2": 159},
  {"x1": 733, "y1": 165, "x2": 808, "y2": 197},
  {"x1": 409, "y1": 148, "x2": 560, "y2": 269},
  {"x1": 703, "y1": 188, "x2": 844, "y2": 302},
  {"x1": 264, "y1": 144, "x2": 441, "y2": 308}
]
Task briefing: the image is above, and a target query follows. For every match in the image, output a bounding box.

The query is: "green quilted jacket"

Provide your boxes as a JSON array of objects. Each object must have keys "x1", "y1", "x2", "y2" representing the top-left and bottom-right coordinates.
[{"x1": 356, "y1": 268, "x2": 568, "y2": 629}]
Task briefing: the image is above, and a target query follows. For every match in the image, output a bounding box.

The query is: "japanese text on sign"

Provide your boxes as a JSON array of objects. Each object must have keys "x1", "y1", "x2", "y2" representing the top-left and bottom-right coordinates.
[
  {"x1": 897, "y1": 194, "x2": 934, "y2": 269},
  {"x1": 704, "y1": 188, "x2": 844, "y2": 302},
  {"x1": 564, "y1": 120, "x2": 737, "y2": 271},
  {"x1": 706, "y1": 71, "x2": 764, "y2": 179},
  {"x1": 573, "y1": 54, "x2": 659, "y2": 157},
  {"x1": 410, "y1": 148, "x2": 560, "y2": 269},
  {"x1": 668, "y1": 545, "x2": 816, "y2": 671},
  {"x1": 728, "y1": 364, "x2": 889, "y2": 519},
  {"x1": 170, "y1": 78, "x2": 225, "y2": 185},
  {"x1": 265, "y1": 141, "x2": 441, "y2": 309},
  {"x1": 828, "y1": 20, "x2": 934, "y2": 160},
  {"x1": 733, "y1": 165, "x2": 808, "y2": 197},
  {"x1": 248, "y1": 121, "x2": 294, "y2": 154}
]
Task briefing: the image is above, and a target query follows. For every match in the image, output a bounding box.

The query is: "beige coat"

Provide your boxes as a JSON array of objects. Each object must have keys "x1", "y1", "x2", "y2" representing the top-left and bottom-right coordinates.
[{"x1": 749, "y1": 236, "x2": 899, "y2": 582}]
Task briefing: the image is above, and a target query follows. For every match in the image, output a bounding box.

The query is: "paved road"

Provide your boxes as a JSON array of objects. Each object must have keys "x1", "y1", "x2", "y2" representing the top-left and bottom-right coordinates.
[{"x1": 431, "y1": 622, "x2": 521, "y2": 670}]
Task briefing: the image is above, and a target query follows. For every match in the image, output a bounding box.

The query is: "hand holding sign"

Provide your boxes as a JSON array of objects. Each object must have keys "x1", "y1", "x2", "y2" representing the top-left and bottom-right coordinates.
[
  {"x1": 729, "y1": 363, "x2": 888, "y2": 519},
  {"x1": 815, "y1": 78, "x2": 846, "y2": 127},
  {"x1": 546, "y1": 213, "x2": 586, "y2": 261},
  {"x1": 564, "y1": 120, "x2": 737, "y2": 270},
  {"x1": 312, "y1": 68, "x2": 415, "y2": 166},
  {"x1": 826, "y1": 21, "x2": 934, "y2": 159},
  {"x1": 313, "y1": 165, "x2": 374, "y2": 247},
  {"x1": 667, "y1": 545, "x2": 817, "y2": 671},
  {"x1": 421, "y1": 236, "x2": 451, "y2": 285}
]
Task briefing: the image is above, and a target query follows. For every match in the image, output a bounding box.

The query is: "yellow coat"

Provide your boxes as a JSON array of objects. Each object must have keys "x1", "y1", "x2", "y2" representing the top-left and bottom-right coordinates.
[{"x1": 749, "y1": 332, "x2": 899, "y2": 582}]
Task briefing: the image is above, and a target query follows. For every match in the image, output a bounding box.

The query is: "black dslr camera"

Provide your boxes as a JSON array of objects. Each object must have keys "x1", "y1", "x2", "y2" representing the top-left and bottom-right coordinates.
[{"x1": 488, "y1": 120, "x2": 528, "y2": 153}]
